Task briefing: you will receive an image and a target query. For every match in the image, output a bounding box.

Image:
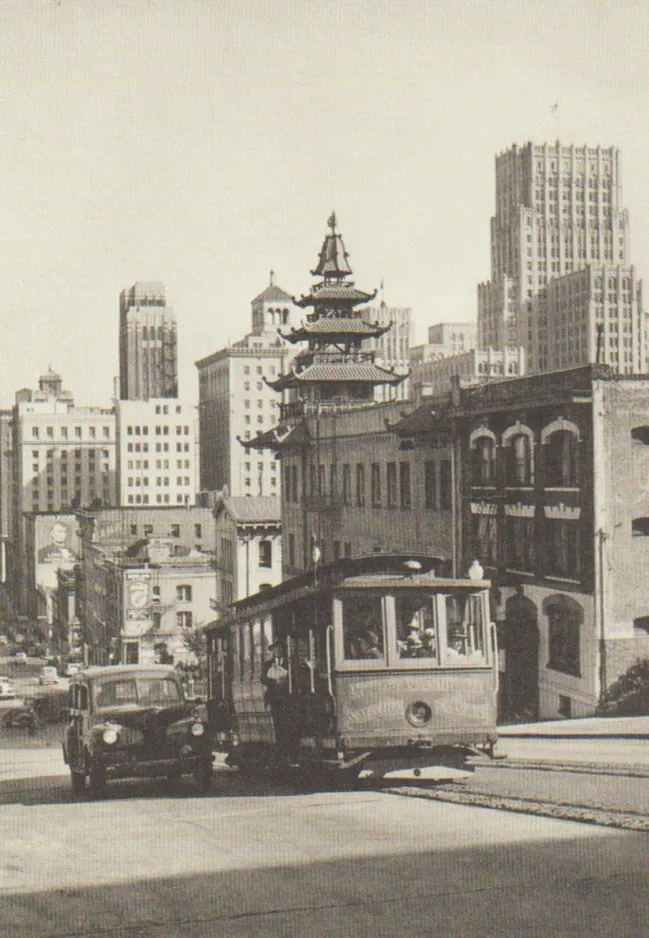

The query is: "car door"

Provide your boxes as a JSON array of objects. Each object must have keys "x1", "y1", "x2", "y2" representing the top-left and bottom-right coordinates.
[{"x1": 67, "y1": 683, "x2": 89, "y2": 769}]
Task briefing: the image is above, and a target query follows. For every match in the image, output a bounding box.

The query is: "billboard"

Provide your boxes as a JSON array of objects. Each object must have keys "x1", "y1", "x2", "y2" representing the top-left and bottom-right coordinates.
[{"x1": 34, "y1": 515, "x2": 80, "y2": 624}]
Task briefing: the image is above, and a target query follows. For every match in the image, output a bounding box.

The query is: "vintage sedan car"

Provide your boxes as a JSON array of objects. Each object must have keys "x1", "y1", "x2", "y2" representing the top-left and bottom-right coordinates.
[
  {"x1": 0, "y1": 685, "x2": 37, "y2": 732},
  {"x1": 62, "y1": 665, "x2": 214, "y2": 798}
]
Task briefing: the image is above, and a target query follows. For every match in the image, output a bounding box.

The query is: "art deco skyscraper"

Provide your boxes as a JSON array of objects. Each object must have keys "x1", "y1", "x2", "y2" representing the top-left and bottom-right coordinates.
[
  {"x1": 119, "y1": 282, "x2": 177, "y2": 400},
  {"x1": 478, "y1": 142, "x2": 644, "y2": 375}
]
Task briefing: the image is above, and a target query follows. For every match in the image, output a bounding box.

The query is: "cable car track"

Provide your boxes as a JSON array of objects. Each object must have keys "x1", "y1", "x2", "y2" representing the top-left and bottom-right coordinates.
[{"x1": 386, "y1": 782, "x2": 649, "y2": 831}]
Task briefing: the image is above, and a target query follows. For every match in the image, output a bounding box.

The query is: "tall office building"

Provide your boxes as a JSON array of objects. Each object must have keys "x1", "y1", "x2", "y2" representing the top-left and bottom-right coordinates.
[
  {"x1": 195, "y1": 277, "x2": 297, "y2": 497},
  {"x1": 359, "y1": 302, "x2": 412, "y2": 401},
  {"x1": 116, "y1": 398, "x2": 198, "y2": 507},
  {"x1": 119, "y1": 282, "x2": 177, "y2": 400},
  {"x1": 477, "y1": 142, "x2": 644, "y2": 374}
]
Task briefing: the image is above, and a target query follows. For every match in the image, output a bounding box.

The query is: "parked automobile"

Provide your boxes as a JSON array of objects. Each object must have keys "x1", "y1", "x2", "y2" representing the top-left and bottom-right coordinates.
[
  {"x1": 64, "y1": 663, "x2": 82, "y2": 678},
  {"x1": 63, "y1": 665, "x2": 214, "y2": 798},
  {"x1": 11, "y1": 650, "x2": 27, "y2": 662},
  {"x1": 39, "y1": 666, "x2": 60, "y2": 685},
  {"x1": 0, "y1": 686, "x2": 37, "y2": 732}
]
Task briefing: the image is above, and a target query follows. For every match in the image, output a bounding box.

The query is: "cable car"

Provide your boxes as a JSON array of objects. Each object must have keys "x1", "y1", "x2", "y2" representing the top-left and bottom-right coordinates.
[{"x1": 206, "y1": 555, "x2": 499, "y2": 781}]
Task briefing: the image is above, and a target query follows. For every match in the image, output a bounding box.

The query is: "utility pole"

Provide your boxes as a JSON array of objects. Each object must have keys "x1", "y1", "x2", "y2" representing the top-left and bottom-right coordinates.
[{"x1": 597, "y1": 527, "x2": 607, "y2": 703}]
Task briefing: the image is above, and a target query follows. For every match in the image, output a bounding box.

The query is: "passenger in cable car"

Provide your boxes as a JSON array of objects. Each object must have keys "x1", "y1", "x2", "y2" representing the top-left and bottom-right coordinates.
[{"x1": 349, "y1": 628, "x2": 383, "y2": 660}]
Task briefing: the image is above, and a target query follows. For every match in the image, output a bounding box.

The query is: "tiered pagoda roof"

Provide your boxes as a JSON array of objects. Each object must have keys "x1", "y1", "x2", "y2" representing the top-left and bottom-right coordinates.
[
  {"x1": 266, "y1": 359, "x2": 404, "y2": 391},
  {"x1": 241, "y1": 213, "x2": 408, "y2": 452},
  {"x1": 268, "y1": 212, "x2": 407, "y2": 394},
  {"x1": 279, "y1": 317, "x2": 391, "y2": 344}
]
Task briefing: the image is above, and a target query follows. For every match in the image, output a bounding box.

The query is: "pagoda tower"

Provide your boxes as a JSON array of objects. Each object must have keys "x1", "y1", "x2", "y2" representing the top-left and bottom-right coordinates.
[{"x1": 266, "y1": 213, "x2": 406, "y2": 415}]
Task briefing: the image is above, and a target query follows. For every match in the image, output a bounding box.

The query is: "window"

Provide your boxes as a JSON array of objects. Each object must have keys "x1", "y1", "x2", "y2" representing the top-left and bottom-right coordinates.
[
  {"x1": 472, "y1": 436, "x2": 496, "y2": 485},
  {"x1": 396, "y1": 593, "x2": 437, "y2": 660},
  {"x1": 342, "y1": 594, "x2": 384, "y2": 661},
  {"x1": 176, "y1": 611, "x2": 193, "y2": 630},
  {"x1": 342, "y1": 464, "x2": 351, "y2": 505},
  {"x1": 508, "y1": 434, "x2": 533, "y2": 486},
  {"x1": 399, "y1": 461, "x2": 411, "y2": 509},
  {"x1": 505, "y1": 516, "x2": 536, "y2": 571},
  {"x1": 545, "y1": 430, "x2": 578, "y2": 487},
  {"x1": 472, "y1": 512, "x2": 498, "y2": 565},
  {"x1": 356, "y1": 463, "x2": 365, "y2": 506},
  {"x1": 288, "y1": 532, "x2": 295, "y2": 568},
  {"x1": 259, "y1": 540, "x2": 272, "y2": 568},
  {"x1": 544, "y1": 594, "x2": 582, "y2": 676},
  {"x1": 329, "y1": 464, "x2": 337, "y2": 501},
  {"x1": 439, "y1": 459, "x2": 453, "y2": 511},
  {"x1": 177, "y1": 585, "x2": 192, "y2": 602},
  {"x1": 444, "y1": 592, "x2": 487, "y2": 665},
  {"x1": 371, "y1": 463, "x2": 382, "y2": 508},
  {"x1": 170, "y1": 524, "x2": 180, "y2": 537},
  {"x1": 194, "y1": 523, "x2": 202, "y2": 539},
  {"x1": 546, "y1": 520, "x2": 580, "y2": 579},
  {"x1": 424, "y1": 461, "x2": 436, "y2": 510},
  {"x1": 387, "y1": 462, "x2": 397, "y2": 508}
]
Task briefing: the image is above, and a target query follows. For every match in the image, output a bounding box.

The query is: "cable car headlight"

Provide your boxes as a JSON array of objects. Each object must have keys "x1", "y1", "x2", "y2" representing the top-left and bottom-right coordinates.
[
  {"x1": 191, "y1": 722, "x2": 205, "y2": 737},
  {"x1": 102, "y1": 727, "x2": 119, "y2": 745},
  {"x1": 406, "y1": 701, "x2": 432, "y2": 728}
]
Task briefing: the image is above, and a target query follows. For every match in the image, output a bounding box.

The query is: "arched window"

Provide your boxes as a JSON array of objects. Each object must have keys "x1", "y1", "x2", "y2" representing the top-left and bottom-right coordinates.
[
  {"x1": 503, "y1": 427, "x2": 534, "y2": 486},
  {"x1": 282, "y1": 309, "x2": 289, "y2": 324},
  {"x1": 472, "y1": 436, "x2": 496, "y2": 486},
  {"x1": 631, "y1": 426, "x2": 649, "y2": 445},
  {"x1": 544, "y1": 429, "x2": 579, "y2": 487},
  {"x1": 543, "y1": 594, "x2": 582, "y2": 676}
]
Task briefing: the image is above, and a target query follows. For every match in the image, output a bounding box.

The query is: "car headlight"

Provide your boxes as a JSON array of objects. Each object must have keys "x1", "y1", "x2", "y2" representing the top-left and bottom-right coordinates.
[
  {"x1": 102, "y1": 728, "x2": 119, "y2": 745},
  {"x1": 191, "y1": 722, "x2": 205, "y2": 737}
]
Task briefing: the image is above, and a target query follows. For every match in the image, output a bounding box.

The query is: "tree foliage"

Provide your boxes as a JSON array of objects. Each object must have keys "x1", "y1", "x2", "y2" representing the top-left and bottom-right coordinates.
[{"x1": 596, "y1": 658, "x2": 649, "y2": 716}]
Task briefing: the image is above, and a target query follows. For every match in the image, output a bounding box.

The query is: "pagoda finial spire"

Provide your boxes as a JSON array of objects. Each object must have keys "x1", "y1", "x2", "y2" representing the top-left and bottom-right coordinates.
[
  {"x1": 270, "y1": 269, "x2": 275, "y2": 286},
  {"x1": 327, "y1": 211, "x2": 337, "y2": 234}
]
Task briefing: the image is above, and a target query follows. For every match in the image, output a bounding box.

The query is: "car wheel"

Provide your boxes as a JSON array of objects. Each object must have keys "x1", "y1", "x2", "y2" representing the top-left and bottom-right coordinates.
[
  {"x1": 88, "y1": 763, "x2": 107, "y2": 800},
  {"x1": 70, "y1": 768, "x2": 86, "y2": 795},
  {"x1": 194, "y1": 761, "x2": 212, "y2": 794}
]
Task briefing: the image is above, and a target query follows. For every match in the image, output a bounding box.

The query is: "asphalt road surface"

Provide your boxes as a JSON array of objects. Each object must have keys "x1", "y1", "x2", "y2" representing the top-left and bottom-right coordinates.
[{"x1": 0, "y1": 742, "x2": 647, "y2": 938}]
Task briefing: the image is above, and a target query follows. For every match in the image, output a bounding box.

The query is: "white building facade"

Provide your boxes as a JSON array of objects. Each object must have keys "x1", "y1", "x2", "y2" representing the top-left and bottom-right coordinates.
[{"x1": 116, "y1": 399, "x2": 198, "y2": 507}]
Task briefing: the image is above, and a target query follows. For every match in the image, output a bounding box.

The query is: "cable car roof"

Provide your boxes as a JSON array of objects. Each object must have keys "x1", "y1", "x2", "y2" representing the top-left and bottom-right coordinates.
[{"x1": 205, "y1": 555, "x2": 490, "y2": 634}]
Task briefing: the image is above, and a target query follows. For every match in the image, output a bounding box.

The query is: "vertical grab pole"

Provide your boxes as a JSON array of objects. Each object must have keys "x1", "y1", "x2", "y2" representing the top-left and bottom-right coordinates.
[
  {"x1": 325, "y1": 625, "x2": 334, "y2": 698},
  {"x1": 490, "y1": 622, "x2": 499, "y2": 700}
]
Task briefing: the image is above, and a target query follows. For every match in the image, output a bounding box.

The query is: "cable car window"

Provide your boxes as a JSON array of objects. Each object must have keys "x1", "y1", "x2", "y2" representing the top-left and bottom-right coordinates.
[
  {"x1": 342, "y1": 595, "x2": 385, "y2": 660},
  {"x1": 231, "y1": 627, "x2": 241, "y2": 682},
  {"x1": 241, "y1": 622, "x2": 252, "y2": 681},
  {"x1": 262, "y1": 616, "x2": 273, "y2": 657},
  {"x1": 252, "y1": 619, "x2": 263, "y2": 680},
  {"x1": 444, "y1": 593, "x2": 487, "y2": 665},
  {"x1": 396, "y1": 594, "x2": 437, "y2": 660}
]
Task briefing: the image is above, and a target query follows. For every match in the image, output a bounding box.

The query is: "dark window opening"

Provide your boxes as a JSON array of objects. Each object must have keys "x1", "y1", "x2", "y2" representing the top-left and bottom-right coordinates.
[
  {"x1": 545, "y1": 430, "x2": 579, "y2": 487},
  {"x1": 632, "y1": 518, "x2": 649, "y2": 537},
  {"x1": 544, "y1": 594, "x2": 582, "y2": 677}
]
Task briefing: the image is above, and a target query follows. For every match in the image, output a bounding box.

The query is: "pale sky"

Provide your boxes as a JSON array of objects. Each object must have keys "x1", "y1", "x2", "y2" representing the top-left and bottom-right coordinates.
[{"x1": 0, "y1": 0, "x2": 647, "y2": 408}]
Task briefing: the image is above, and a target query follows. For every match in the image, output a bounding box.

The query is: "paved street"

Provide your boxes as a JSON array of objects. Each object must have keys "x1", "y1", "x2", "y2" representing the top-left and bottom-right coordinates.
[{"x1": 1, "y1": 731, "x2": 648, "y2": 938}]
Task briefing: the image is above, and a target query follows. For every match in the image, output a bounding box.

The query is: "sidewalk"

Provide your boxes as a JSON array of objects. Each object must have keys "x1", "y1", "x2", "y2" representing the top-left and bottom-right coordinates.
[
  {"x1": 498, "y1": 715, "x2": 649, "y2": 739},
  {"x1": 494, "y1": 717, "x2": 649, "y2": 769}
]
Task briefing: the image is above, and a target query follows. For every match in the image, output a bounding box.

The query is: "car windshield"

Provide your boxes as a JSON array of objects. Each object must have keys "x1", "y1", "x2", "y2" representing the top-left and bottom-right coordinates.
[{"x1": 93, "y1": 676, "x2": 182, "y2": 709}]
